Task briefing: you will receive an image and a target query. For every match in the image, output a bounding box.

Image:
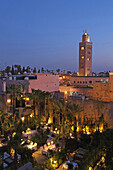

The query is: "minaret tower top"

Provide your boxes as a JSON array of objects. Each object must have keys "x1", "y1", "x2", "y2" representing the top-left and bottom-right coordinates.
[{"x1": 82, "y1": 29, "x2": 90, "y2": 43}]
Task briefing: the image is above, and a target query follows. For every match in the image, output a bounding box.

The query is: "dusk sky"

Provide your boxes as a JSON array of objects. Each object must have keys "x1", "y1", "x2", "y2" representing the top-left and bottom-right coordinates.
[{"x1": 0, "y1": 0, "x2": 113, "y2": 72}]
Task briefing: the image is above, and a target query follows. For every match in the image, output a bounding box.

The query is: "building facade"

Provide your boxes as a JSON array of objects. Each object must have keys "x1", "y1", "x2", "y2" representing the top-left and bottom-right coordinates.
[{"x1": 79, "y1": 30, "x2": 92, "y2": 76}]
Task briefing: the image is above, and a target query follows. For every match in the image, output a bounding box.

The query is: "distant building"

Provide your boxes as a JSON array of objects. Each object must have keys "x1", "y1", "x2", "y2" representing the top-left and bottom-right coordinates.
[
  {"x1": 79, "y1": 30, "x2": 92, "y2": 76},
  {"x1": 0, "y1": 73, "x2": 59, "y2": 93},
  {"x1": 28, "y1": 73, "x2": 59, "y2": 93}
]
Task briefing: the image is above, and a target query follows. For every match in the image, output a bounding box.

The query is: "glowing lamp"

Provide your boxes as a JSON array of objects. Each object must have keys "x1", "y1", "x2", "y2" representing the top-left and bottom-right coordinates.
[
  {"x1": 47, "y1": 142, "x2": 50, "y2": 146},
  {"x1": 26, "y1": 97, "x2": 29, "y2": 101},
  {"x1": 30, "y1": 114, "x2": 33, "y2": 118},
  {"x1": 21, "y1": 117, "x2": 25, "y2": 122},
  {"x1": 13, "y1": 132, "x2": 16, "y2": 136},
  {"x1": 7, "y1": 99, "x2": 11, "y2": 103},
  {"x1": 51, "y1": 141, "x2": 53, "y2": 145},
  {"x1": 54, "y1": 160, "x2": 57, "y2": 164},
  {"x1": 70, "y1": 133, "x2": 72, "y2": 137}
]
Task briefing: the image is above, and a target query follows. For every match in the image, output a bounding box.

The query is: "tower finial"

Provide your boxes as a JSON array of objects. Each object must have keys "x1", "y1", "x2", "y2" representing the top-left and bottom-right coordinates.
[{"x1": 85, "y1": 29, "x2": 87, "y2": 33}]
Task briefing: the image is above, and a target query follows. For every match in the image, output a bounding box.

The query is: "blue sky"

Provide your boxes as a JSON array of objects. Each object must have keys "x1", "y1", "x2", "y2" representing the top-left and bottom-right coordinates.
[{"x1": 0, "y1": 0, "x2": 113, "y2": 72}]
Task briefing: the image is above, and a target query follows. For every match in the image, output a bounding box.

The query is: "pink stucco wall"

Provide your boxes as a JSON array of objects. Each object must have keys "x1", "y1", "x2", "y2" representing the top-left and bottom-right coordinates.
[{"x1": 28, "y1": 73, "x2": 59, "y2": 93}]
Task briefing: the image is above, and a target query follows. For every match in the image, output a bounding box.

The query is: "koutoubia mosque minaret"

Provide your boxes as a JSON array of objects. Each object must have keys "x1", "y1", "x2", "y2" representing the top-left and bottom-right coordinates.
[{"x1": 79, "y1": 30, "x2": 92, "y2": 76}]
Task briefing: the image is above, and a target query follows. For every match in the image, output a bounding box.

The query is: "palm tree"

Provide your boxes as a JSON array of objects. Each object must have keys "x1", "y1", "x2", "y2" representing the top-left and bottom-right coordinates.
[
  {"x1": 8, "y1": 136, "x2": 20, "y2": 169},
  {"x1": 30, "y1": 89, "x2": 43, "y2": 116},
  {"x1": 41, "y1": 67, "x2": 44, "y2": 73},
  {"x1": 44, "y1": 92, "x2": 51, "y2": 123},
  {"x1": 0, "y1": 111, "x2": 8, "y2": 136},
  {"x1": 7, "y1": 83, "x2": 29, "y2": 116},
  {"x1": 56, "y1": 69, "x2": 60, "y2": 74}
]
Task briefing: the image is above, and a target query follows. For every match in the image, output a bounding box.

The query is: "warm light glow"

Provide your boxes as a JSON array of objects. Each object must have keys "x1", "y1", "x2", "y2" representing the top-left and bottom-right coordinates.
[
  {"x1": 77, "y1": 72, "x2": 79, "y2": 76},
  {"x1": 70, "y1": 133, "x2": 72, "y2": 137},
  {"x1": 50, "y1": 158, "x2": 52, "y2": 163},
  {"x1": 26, "y1": 97, "x2": 29, "y2": 101},
  {"x1": 99, "y1": 124, "x2": 103, "y2": 133},
  {"x1": 59, "y1": 148, "x2": 61, "y2": 152},
  {"x1": 57, "y1": 130, "x2": 59, "y2": 134},
  {"x1": 54, "y1": 160, "x2": 57, "y2": 164},
  {"x1": 55, "y1": 128, "x2": 57, "y2": 131},
  {"x1": 30, "y1": 114, "x2": 33, "y2": 118},
  {"x1": 59, "y1": 77, "x2": 62, "y2": 80},
  {"x1": 13, "y1": 132, "x2": 16, "y2": 136},
  {"x1": 81, "y1": 56, "x2": 84, "y2": 59},
  {"x1": 10, "y1": 148, "x2": 15, "y2": 157},
  {"x1": 65, "y1": 91, "x2": 67, "y2": 94},
  {"x1": 51, "y1": 141, "x2": 53, "y2": 145},
  {"x1": 89, "y1": 167, "x2": 92, "y2": 170},
  {"x1": 83, "y1": 126, "x2": 89, "y2": 134},
  {"x1": 109, "y1": 72, "x2": 113, "y2": 76},
  {"x1": 71, "y1": 126, "x2": 74, "y2": 131},
  {"x1": 63, "y1": 76, "x2": 65, "y2": 79},
  {"x1": 87, "y1": 58, "x2": 89, "y2": 61},
  {"x1": 47, "y1": 142, "x2": 50, "y2": 146},
  {"x1": 48, "y1": 118, "x2": 52, "y2": 124},
  {"x1": 76, "y1": 126, "x2": 79, "y2": 132},
  {"x1": 27, "y1": 128, "x2": 30, "y2": 131},
  {"x1": 21, "y1": 117, "x2": 25, "y2": 122},
  {"x1": 101, "y1": 156, "x2": 105, "y2": 163},
  {"x1": 7, "y1": 99, "x2": 11, "y2": 103},
  {"x1": 81, "y1": 46, "x2": 84, "y2": 50}
]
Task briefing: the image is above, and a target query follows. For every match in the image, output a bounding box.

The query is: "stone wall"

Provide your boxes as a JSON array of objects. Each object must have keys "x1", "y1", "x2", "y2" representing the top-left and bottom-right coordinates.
[{"x1": 28, "y1": 73, "x2": 59, "y2": 93}]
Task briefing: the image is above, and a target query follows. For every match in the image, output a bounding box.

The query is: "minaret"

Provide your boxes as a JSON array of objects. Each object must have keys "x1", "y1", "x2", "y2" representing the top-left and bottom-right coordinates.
[{"x1": 79, "y1": 30, "x2": 92, "y2": 76}]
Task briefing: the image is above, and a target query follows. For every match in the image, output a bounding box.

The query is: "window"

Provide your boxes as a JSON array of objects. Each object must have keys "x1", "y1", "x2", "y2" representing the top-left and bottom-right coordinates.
[
  {"x1": 86, "y1": 81, "x2": 87, "y2": 84},
  {"x1": 81, "y1": 56, "x2": 84, "y2": 59},
  {"x1": 74, "y1": 81, "x2": 75, "y2": 83},
  {"x1": 77, "y1": 81, "x2": 79, "y2": 83},
  {"x1": 87, "y1": 58, "x2": 90, "y2": 61},
  {"x1": 89, "y1": 81, "x2": 92, "y2": 84},
  {"x1": 81, "y1": 47, "x2": 84, "y2": 50}
]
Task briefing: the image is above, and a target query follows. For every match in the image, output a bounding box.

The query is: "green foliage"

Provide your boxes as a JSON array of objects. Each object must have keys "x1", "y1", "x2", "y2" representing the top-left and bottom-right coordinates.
[
  {"x1": 80, "y1": 129, "x2": 113, "y2": 169},
  {"x1": 33, "y1": 162, "x2": 45, "y2": 170},
  {"x1": 18, "y1": 147, "x2": 33, "y2": 165},
  {"x1": 65, "y1": 138, "x2": 78, "y2": 153},
  {"x1": 80, "y1": 134, "x2": 91, "y2": 148},
  {"x1": 33, "y1": 67, "x2": 37, "y2": 73},
  {"x1": 46, "y1": 159, "x2": 55, "y2": 170},
  {"x1": 31, "y1": 130, "x2": 48, "y2": 147}
]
